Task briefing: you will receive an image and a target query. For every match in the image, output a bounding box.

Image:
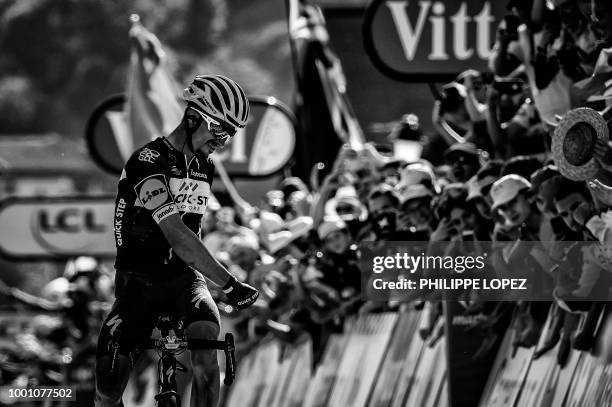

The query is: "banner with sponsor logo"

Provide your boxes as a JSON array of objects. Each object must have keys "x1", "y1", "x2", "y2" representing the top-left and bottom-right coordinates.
[
  {"x1": 363, "y1": 0, "x2": 508, "y2": 81},
  {"x1": 85, "y1": 94, "x2": 296, "y2": 177},
  {"x1": 0, "y1": 196, "x2": 115, "y2": 259}
]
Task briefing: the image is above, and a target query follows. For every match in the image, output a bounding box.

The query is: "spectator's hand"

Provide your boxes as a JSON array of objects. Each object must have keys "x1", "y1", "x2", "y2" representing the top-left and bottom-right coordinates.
[
  {"x1": 360, "y1": 142, "x2": 380, "y2": 161},
  {"x1": 573, "y1": 201, "x2": 596, "y2": 227},
  {"x1": 397, "y1": 212, "x2": 412, "y2": 231},
  {"x1": 358, "y1": 300, "x2": 383, "y2": 316},
  {"x1": 430, "y1": 218, "x2": 452, "y2": 242},
  {"x1": 332, "y1": 144, "x2": 358, "y2": 173},
  {"x1": 321, "y1": 169, "x2": 341, "y2": 191},
  {"x1": 463, "y1": 71, "x2": 480, "y2": 93},
  {"x1": 588, "y1": 178, "x2": 612, "y2": 208},
  {"x1": 496, "y1": 28, "x2": 514, "y2": 49},
  {"x1": 486, "y1": 87, "x2": 501, "y2": 107},
  {"x1": 538, "y1": 26, "x2": 558, "y2": 49},
  {"x1": 594, "y1": 140, "x2": 612, "y2": 172}
]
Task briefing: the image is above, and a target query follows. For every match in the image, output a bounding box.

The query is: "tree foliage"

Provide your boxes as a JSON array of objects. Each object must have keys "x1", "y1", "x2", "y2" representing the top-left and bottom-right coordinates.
[{"x1": 0, "y1": 0, "x2": 231, "y2": 136}]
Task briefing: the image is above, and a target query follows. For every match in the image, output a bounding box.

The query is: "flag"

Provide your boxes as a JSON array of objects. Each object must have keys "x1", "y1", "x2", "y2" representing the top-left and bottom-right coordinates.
[
  {"x1": 287, "y1": 0, "x2": 365, "y2": 179},
  {"x1": 123, "y1": 14, "x2": 183, "y2": 158},
  {"x1": 120, "y1": 15, "x2": 249, "y2": 211}
]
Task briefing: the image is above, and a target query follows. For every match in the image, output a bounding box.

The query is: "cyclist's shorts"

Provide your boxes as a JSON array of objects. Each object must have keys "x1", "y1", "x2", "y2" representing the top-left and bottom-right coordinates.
[{"x1": 96, "y1": 270, "x2": 220, "y2": 363}]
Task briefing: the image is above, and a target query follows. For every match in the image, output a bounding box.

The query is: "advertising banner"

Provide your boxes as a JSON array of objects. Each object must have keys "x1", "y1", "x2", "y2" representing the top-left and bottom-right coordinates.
[
  {"x1": 86, "y1": 95, "x2": 296, "y2": 177},
  {"x1": 0, "y1": 196, "x2": 115, "y2": 259},
  {"x1": 363, "y1": 0, "x2": 508, "y2": 81}
]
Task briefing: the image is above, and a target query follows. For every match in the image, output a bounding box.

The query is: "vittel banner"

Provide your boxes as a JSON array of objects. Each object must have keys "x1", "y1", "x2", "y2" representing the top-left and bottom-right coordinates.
[{"x1": 363, "y1": 0, "x2": 508, "y2": 80}]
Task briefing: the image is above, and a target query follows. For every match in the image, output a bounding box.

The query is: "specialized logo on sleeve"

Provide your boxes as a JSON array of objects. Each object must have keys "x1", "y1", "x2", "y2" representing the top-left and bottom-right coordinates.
[
  {"x1": 169, "y1": 178, "x2": 211, "y2": 215},
  {"x1": 135, "y1": 175, "x2": 170, "y2": 211},
  {"x1": 106, "y1": 315, "x2": 123, "y2": 336},
  {"x1": 138, "y1": 148, "x2": 160, "y2": 163}
]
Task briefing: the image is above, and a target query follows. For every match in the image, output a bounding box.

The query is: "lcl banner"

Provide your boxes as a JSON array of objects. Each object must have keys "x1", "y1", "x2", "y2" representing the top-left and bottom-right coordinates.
[
  {"x1": 0, "y1": 196, "x2": 115, "y2": 259},
  {"x1": 363, "y1": 0, "x2": 508, "y2": 81}
]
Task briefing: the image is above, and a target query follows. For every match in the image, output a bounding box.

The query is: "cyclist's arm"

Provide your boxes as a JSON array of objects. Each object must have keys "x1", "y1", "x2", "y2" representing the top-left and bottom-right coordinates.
[
  {"x1": 158, "y1": 214, "x2": 232, "y2": 287},
  {"x1": 127, "y1": 152, "x2": 233, "y2": 287}
]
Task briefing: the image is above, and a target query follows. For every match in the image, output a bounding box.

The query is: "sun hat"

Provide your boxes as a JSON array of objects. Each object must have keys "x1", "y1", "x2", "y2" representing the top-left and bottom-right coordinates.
[
  {"x1": 490, "y1": 174, "x2": 532, "y2": 210},
  {"x1": 551, "y1": 107, "x2": 610, "y2": 181}
]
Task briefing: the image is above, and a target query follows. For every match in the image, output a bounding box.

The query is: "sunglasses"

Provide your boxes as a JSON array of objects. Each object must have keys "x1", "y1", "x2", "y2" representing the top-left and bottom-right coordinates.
[
  {"x1": 336, "y1": 204, "x2": 357, "y2": 214},
  {"x1": 190, "y1": 108, "x2": 237, "y2": 140}
]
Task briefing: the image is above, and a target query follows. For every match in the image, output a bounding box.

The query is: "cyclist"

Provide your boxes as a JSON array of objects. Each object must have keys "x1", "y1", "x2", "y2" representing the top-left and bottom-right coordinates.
[{"x1": 95, "y1": 74, "x2": 259, "y2": 407}]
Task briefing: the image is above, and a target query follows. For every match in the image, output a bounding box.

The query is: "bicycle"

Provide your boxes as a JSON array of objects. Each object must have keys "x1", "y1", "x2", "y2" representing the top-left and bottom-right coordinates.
[{"x1": 110, "y1": 314, "x2": 236, "y2": 407}]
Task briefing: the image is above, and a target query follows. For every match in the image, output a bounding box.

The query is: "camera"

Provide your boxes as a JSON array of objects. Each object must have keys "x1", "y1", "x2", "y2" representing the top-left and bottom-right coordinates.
[{"x1": 493, "y1": 78, "x2": 524, "y2": 94}]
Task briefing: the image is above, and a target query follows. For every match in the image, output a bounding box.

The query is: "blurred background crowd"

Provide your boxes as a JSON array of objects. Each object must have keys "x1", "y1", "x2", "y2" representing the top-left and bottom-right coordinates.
[{"x1": 2, "y1": 0, "x2": 612, "y2": 405}]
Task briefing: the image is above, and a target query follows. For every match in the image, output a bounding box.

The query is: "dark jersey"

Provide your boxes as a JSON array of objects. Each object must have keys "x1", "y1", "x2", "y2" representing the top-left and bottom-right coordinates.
[{"x1": 113, "y1": 137, "x2": 214, "y2": 275}]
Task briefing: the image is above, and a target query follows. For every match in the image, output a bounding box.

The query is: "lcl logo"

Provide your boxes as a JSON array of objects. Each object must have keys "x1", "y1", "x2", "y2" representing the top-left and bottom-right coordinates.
[{"x1": 37, "y1": 208, "x2": 106, "y2": 233}]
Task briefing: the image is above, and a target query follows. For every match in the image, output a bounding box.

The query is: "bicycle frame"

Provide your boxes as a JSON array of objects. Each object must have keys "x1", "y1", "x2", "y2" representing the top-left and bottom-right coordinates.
[
  {"x1": 107, "y1": 314, "x2": 236, "y2": 406},
  {"x1": 153, "y1": 315, "x2": 186, "y2": 406}
]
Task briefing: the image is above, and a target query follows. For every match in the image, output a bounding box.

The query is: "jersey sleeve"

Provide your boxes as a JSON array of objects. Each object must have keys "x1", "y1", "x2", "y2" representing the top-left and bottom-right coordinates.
[{"x1": 125, "y1": 146, "x2": 179, "y2": 224}]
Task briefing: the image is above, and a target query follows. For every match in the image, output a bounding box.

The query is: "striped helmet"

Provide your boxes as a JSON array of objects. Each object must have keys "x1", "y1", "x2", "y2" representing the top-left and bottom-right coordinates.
[{"x1": 182, "y1": 74, "x2": 250, "y2": 128}]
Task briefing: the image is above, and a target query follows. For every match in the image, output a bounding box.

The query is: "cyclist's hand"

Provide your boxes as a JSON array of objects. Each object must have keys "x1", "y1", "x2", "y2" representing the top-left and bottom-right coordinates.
[{"x1": 224, "y1": 277, "x2": 260, "y2": 310}]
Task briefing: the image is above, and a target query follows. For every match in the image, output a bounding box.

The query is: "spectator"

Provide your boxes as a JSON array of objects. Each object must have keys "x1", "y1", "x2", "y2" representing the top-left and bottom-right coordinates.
[{"x1": 443, "y1": 142, "x2": 484, "y2": 183}]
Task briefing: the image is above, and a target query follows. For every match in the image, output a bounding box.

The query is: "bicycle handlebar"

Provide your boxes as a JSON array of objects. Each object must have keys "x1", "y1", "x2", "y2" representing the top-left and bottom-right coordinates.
[{"x1": 144, "y1": 333, "x2": 236, "y2": 386}]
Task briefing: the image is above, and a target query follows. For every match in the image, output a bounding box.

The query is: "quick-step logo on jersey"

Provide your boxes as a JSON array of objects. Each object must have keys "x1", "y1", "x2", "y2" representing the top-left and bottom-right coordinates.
[{"x1": 169, "y1": 178, "x2": 211, "y2": 215}]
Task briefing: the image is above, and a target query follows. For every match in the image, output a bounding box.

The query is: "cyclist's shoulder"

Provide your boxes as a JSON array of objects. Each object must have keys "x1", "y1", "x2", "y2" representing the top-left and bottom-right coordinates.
[{"x1": 124, "y1": 139, "x2": 171, "y2": 174}]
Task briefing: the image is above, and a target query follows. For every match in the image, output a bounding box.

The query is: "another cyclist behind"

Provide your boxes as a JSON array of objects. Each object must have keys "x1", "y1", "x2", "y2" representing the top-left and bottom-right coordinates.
[{"x1": 95, "y1": 74, "x2": 259, "y2": 407}]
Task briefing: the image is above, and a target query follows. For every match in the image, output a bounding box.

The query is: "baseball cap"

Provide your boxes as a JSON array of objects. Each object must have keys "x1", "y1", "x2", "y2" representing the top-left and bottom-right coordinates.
[
  {"x1": 530, "y1": 164, "x2": 560, "y2": 191},
  {"x1": 397, "y1": 162, "x2": 437, "y2": 190},
  {"x1": 318, "y1": 217, "x2": 348, "y2": 240},
  {"x1": 399, "y1": 184, "x2": 433, "y2": 204},
  {"x1": 444, "y1": 142, "x2": 481, "y2": 163},
  {"x1": 490, "y1": 174, "x2": 532, "y2": 210}
]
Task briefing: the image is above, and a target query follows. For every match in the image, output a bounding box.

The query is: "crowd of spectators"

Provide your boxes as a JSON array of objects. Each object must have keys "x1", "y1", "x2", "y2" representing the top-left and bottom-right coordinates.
[{"x1": 201, "y1": 0, "x2": 612, "y2": 366}]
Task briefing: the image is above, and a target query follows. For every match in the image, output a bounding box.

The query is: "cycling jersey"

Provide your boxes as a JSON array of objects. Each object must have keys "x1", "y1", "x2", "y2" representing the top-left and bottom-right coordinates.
[{"x1": 113, "y1": 137, "x2": 214, "y2": 274}]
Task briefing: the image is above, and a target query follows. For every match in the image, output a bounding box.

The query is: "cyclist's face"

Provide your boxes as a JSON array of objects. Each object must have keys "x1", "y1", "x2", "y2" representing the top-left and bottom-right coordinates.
[{"x1": 189, "y1": 109, "x2": 235, "y2": 154}]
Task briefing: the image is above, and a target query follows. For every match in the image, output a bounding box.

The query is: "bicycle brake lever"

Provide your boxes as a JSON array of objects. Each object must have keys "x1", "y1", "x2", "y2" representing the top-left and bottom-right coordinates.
[{"x1": 224, "y1": 333, "x2": 236, "y2": 386}]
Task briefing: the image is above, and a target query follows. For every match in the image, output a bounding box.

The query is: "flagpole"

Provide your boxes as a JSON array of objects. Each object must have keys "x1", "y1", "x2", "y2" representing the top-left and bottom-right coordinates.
[
  {"x1": 285, "y1": 0, "x2": 312, "y2": 179},
  {"x1": 210, "y1": 155, "x2": 255, "y2": 221},
  {"x1": 285, "y1": 0, "x2": 302, "y2": 104}
]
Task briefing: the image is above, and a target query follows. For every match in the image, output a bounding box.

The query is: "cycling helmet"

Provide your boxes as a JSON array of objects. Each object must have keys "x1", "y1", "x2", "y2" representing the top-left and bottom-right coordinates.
[{"x1": 182, "y1": 74, "x2": 250, "y2": 129}]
